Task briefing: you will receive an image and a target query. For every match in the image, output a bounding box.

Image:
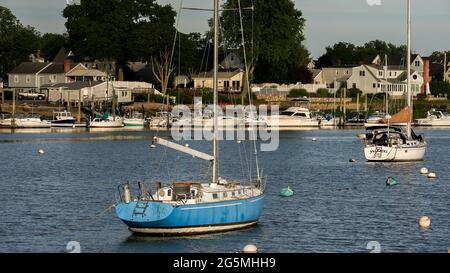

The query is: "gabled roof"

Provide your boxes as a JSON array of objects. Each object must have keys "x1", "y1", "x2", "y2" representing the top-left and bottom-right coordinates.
[
  {"x1": 9, "y1": 62, "x2": 51, "y2": 74},
  {"x1": 53, "y1": 47, "x2": 74, "y2": 63},
  {"x1": 41, "y1": 81, "x2": 105, "y2": 90},
  {"x1": 193, "y1": 69, "x2": 243, "y2": 79}
]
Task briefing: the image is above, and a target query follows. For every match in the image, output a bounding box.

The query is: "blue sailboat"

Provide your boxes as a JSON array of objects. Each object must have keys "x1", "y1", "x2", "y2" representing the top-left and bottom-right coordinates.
[{"x1": 114, "y1": 0, "x2": 266, "y2": 235}]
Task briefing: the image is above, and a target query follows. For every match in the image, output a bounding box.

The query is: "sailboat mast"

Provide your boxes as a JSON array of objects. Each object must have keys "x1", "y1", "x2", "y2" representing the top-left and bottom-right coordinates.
[
  {"x1": 212, "y1": 0, "x2": 219, "y2": 183},
  {"x1": 406, "y1": 0, "x2": 412, "y2": 138}
]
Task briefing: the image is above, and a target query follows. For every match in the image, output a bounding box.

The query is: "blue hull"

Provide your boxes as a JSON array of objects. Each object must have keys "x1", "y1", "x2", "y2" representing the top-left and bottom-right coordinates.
[{"x1": 115, "y1": 194, "x2": 265, "y2": 233}]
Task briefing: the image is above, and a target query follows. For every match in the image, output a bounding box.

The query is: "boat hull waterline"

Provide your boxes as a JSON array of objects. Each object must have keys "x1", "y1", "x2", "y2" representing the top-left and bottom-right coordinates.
[{"x1": 116, "y1": 194, "x2": 265, "y2": 235}]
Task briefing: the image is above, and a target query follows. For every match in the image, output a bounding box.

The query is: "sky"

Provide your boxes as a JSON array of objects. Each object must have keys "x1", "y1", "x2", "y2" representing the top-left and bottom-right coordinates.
[{"x1": 1, "y1": 0, "x2": 449, "y2": 58}]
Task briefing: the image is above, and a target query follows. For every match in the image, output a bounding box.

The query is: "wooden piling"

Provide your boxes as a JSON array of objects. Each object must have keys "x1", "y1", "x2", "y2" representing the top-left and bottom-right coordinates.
[{"x1": 77, "y1": 89, "x2": 81, "y2": 123}]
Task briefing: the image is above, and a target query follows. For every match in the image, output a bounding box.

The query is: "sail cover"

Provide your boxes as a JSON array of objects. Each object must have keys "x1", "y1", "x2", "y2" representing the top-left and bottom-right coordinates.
[{"x1": 378, "y1": 106, "x2": 412, "y2": 124}]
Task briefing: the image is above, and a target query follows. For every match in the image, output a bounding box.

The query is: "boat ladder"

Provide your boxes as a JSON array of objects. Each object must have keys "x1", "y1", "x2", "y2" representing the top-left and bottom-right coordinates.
[{"x1": 132, "y1": 201, "x2": 149, "y2": 216}]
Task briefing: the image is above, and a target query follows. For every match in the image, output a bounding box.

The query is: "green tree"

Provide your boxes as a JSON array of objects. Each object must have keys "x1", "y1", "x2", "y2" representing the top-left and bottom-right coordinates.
[
  {"x1": 0, "y1": 6, "x2": 41, "y2": 79},
  {"x1": 221, "y1": 0, "x2": 310, "y2": 84},
  {"x1": 63, "y1": 0, "x2": 176, "y2": 80}
]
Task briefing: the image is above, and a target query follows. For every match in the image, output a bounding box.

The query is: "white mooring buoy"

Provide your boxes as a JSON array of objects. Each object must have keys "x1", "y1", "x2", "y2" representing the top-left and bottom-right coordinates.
[
  {"x1": 236, "y1": 140, "x2": 242, "y2": 144},
  {"x1": 312, "y1": 138, "x2": 317, "y2": 142},
  {"x1": 38, "y1": 149, "x2": 45, "y2": 155},
  {"x1": 243, "y1": 244, "x2": 258, "y2": 253},
  {"x1": 419, "y1": 216, "x2": 431, "y2": 229},
  {"x1": 427, "y1": 172, "x2": 437, "y2": 179},
  {"x1": 150, "y1": 144, "x2": 156, "y2": 149},
  {"x1": 420, "y1": 167, "x2": 429, "y2": 175},
  {"x1": 349, "y1": 159, "x2": 356, "y2": 163}
]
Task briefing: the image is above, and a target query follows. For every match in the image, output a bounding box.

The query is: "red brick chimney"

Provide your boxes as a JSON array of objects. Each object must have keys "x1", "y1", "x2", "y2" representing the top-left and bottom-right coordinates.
[
  {"x1": 64, "y1": 58, "x2": 72, "y2": 73},
  {"x1": 422, "y1": 59, "x2": 430, "y2": 93}
]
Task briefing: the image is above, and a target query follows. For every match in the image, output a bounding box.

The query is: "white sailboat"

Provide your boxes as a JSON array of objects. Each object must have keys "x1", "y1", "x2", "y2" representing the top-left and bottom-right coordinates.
[{"x1": 363, "y1": 0, "x2": 426, "y2": 162}]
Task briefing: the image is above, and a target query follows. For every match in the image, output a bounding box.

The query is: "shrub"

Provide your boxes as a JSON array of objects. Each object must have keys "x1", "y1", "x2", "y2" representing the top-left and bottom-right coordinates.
[{"x1": 288, "y1": 88, "x2": 308, "y2": 97}]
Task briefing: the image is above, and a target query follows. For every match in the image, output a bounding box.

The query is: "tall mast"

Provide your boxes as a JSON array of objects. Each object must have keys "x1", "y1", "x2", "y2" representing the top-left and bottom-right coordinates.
[
  {"x1": 406, "y1": 0, "x2": 412, "y2": 139},
  {"x1": 212, "y1": 0, "x2": 219, "y2": 183}
]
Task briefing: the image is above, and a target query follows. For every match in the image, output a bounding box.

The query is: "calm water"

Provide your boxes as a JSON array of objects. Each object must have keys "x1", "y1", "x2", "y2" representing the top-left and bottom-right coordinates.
[{"x1": 0, "y1": 127, "x2": 449, "y2": 253}]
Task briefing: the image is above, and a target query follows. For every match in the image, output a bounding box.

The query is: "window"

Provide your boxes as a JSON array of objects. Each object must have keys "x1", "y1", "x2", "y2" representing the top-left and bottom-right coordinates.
[
  {"x1": 212, "y1": 193, "x2": 218, "y2": 199},
  {"x1": 237, "y1": 190, "x2": 241, "y2": 195},
  {"x1": 49, "y1": 75, "x2": 57, "y2": 83},
  {"x1": 379, "y1": 71, "x2": 383, "y2": 77},
  {"x1": 232, "y1": 80, "x2": 240, "y2": 91},
  {"x1": 26, "y1": 75, "x2": 31, "y2": 83},
  {"x1": 415, "y1": 60, "x2": 420, "y2": 67},
  {"x1": 373, "y1": 83, "x2": 377, "y2": 88},
  {"x1": 359, "y1": 71, "x2": 365, "y2": 77},
  {"x1": 223, "y1": 192, "x2": 227, "y2": 198},
  {"x1": 14, "y1": 75, "x2": 19, "y2": 83},
  {"x1": 294, "y1": 112, "x2": 307, "y2": 117},
  {"x1": 167, "y1": 189, "x2": 172, "y2": 196},
  {"x1": 224, "y1": 80, "x2": 230, "y2": 89},
  {"x1": 352, "y1": 83, "x2": 357, "y2": 89},
  {"x1": 345, "y1": 70, "x2": 349, "y2": 75},
  {"x1": 231, "y1": 191, "x2": 235, "y2": 196}
]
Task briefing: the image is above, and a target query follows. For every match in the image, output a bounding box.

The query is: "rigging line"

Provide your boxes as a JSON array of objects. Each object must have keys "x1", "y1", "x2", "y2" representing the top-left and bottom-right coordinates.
[
  {"x1": 169, "y1": 0, "x2": 184, "y2": 70},
  {"x1": 237, "y1": 0, "x2": 260, "y2": 183}
]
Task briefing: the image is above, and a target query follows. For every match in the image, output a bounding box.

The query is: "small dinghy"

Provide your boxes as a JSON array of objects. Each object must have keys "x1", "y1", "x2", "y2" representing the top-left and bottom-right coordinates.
[{"x1": 280, "y1": 186, "x2": 294, "y2": 197}]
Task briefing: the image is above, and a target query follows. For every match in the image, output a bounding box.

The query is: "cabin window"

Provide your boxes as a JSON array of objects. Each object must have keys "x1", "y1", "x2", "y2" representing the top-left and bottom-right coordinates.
[
  {"x1": 223, "y1": 192, "x2": 228, "y2": 198},
  {"x1": 212, "y1": 193, "x2": 218, "y2": 199},
  {"x1": 191, "y1": 190, "x2": 196, "y2": 197},
  {"x1": 294, "y1": 112, "x2": 307, "y2": 117},
  {"x1": 359, "y1": 71, "x2": 365, "y2": 77},
  {"x1": 167, "y1": 189, "x2": 172, "y2": 196}
]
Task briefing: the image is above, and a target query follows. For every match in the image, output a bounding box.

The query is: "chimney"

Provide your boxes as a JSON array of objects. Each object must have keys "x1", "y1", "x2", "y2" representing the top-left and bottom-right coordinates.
[
  {"x1": 422, "y1": 59, "x2": 430, "y2": 94},
  {"x1": 64, "y1": 59, "x2": 72, "y2": 73}
]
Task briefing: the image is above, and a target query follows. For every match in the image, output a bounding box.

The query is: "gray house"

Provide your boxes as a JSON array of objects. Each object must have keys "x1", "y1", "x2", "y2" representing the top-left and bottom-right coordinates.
[{"x1": 8, "y1": 62, "x2": 52, "y2": 93}]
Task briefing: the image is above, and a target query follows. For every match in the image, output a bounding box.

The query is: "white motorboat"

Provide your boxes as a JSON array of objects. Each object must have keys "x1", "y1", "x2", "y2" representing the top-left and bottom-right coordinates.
[
  {"x1": 124, "y1": 112, "x2": 145, "y2": 127},
  {"x1": 89, "y1": 116, "x2": 124, "y2": 128},
  {"x1": 266, "y1": 107, "x2": 320, "y2": 128},
  {"x1": 13, "y1": 115, "x2": 51, "y2": 128},
  {"x1": 415, "y1": 109, "x2": 450, "y2": 126},
  {"x1": 366, "y1": 111, "x2": 386, "y2": 124}
]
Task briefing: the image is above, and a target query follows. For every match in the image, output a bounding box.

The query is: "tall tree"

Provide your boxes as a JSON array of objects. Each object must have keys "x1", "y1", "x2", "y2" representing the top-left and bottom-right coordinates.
[
  {"x1": 0, "y1": 6, "x2": 40, "y2": 79},
  {"x1": 63, "y1": 0, "x2": 176, "y2": 80},
  {"x1": 221, "y1": 0, "x2": 310, "y2": 85}
]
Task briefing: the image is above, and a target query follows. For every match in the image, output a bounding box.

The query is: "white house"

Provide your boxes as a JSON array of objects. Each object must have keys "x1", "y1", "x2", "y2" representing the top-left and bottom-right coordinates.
[{"x1": 347, "y1": 64, "x2": 423, "y2": 96}]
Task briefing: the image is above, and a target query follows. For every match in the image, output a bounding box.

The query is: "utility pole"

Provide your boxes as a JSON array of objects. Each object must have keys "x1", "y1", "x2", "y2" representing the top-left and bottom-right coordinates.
[{"x1": 12, "y1": 89, "x2": 16, "y2": 128}]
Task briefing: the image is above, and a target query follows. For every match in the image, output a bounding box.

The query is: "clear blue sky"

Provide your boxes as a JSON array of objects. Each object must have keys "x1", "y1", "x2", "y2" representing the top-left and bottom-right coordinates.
[{"x1": 1, "y1": 0, "x2": 449, "y2": 58}]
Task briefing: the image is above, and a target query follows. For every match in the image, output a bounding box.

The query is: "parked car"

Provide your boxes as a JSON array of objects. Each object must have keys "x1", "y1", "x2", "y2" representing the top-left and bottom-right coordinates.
[{"x1": 18, "y1": 91, "x2": 46, "y2": 100}]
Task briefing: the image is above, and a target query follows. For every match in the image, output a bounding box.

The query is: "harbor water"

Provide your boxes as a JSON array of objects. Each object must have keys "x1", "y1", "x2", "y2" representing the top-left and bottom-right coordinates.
[{"x1": 0, "y1": 128, "x2": 449, "y2": 253}]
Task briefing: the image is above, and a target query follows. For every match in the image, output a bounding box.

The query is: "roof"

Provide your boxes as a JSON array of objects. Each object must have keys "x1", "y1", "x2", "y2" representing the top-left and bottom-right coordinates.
[
  {"x1": 193, "y1": 70, "x2": 243, "y2": 79},
  {"x1": 312, "y1": 69, "x2": 322, "y2": 78},
  {"x1": 40, "y1": 62, "x2": 79, "y2": 74},
  {"x1": 66, "y1": 68, "x2": 106, "y2": 77},
  {"x1": 9, "y1": 62, "x2": 50, "y2": 74},
  {"x1": 53, "y1": 47, "x2": 74, "y2": 63},
  {"x1": 41, "y1": 81, "x2": 105, "y2": 90}
]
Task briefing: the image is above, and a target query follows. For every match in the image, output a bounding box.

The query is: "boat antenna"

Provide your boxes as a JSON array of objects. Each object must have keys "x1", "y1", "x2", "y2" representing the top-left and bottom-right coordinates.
[{"x1": 237, "y1": 0, "x2": 261, "y2": 184}]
